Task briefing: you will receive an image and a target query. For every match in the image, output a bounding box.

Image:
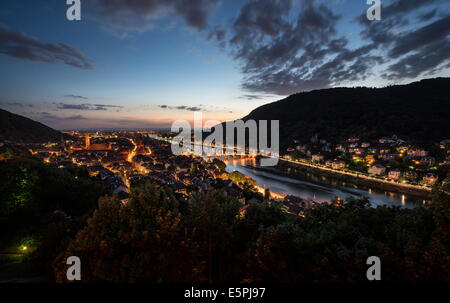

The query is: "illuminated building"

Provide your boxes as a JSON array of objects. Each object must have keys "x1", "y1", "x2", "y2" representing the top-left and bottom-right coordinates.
[{"x1": 85, "y1": 135, "x2": 90, "y2": 149}]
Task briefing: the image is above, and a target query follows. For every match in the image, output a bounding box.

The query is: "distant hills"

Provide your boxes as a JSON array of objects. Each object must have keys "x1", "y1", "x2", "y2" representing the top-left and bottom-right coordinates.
[
  {"x1": 0, "y1": 108, "x2": 66, "y2": 143},
  {"x1": 240, "y1": 78, "x2": 450, "y2": 148}
]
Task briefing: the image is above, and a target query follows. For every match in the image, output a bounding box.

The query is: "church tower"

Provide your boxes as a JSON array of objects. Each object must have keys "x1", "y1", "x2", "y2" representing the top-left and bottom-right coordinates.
[{"x1": 85, "y1": 135, "x2": 90, "y2": 149}]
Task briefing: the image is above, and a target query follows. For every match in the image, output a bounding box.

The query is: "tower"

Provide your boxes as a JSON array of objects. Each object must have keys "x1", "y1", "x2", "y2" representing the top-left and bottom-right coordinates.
[{"x1": 85, "y1": 135, "x2": 90, "y2": 149}]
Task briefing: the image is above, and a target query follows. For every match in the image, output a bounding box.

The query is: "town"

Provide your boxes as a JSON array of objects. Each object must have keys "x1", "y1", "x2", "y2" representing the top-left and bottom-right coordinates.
[
  {"x1": 2, "y1": 130, "x2": 448, "y2": 219},
  {"x1": 0, "y1": 130, "x2": 333, "y2": 217},
  {"x1": 282, "y1": 135, "x2": 449, "y2": 189}
]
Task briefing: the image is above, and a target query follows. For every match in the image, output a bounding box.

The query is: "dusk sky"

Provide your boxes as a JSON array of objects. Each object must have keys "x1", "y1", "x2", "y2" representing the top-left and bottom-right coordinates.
[{"x1": 1, "y1": 0, "x2": 449, "y2": 130}]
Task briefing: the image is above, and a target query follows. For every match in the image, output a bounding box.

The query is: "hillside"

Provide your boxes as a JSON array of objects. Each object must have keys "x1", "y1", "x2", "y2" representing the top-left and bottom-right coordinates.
[
  {"x1": 0, "y1": 108, "x2": 66, "y2": 143},
  {"x1": 241, "y1": 78, "x2": 450, "y2": 148}
]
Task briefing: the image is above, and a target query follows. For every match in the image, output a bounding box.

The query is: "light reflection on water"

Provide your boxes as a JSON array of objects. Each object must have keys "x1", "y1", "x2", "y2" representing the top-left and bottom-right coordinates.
[{"x1": 224, "y1": 159, "x2": 429, "y2": 208}]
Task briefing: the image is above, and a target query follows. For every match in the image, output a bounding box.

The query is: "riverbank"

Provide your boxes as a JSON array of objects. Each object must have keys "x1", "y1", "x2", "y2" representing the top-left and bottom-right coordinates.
[{"x1": 276, "y1": 158, "x2": 432, "y2": 199}]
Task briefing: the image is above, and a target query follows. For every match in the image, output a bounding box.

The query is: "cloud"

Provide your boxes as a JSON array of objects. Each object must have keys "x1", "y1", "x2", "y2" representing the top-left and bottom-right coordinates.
[
  {"x1": 382, "y1": 0, "x2": 439, "y2": 17},
  {"x1": 92, "y1": 104, "x2": 125, "y2": 111},
  {"x1": 37, "y1": 112, "x2": 173, "y2": 129},
  {"x1": 208, "y1": 26, "x2": 226, "y2": 41},
  {"x1": 0, "y1": 102, "x2": 33, "y2": 107},
  {"x1": 63, "y1": 94, "x2": 89, "y2": 100},
  {"x1": 158, "y1": 104, "x2": 204, "y2": 111},
  {"x1": 388, "y1": 15, "x2": 450, "y2": 58},
  {"x1": 55, "y1": 103, "x2": 124, "y2": 111},
  {"x1": 219, "y1": 0, "x2": 450, "y2": 96},
  {"x1": 176, "y1": 106, "x2": 202, "y2": 111},
  {"x1": 384, "y1": 38, "x2": 450, "y2": 80},
  {"x1": 56, "y1": 103, "x2": 93, "y2": 111},
  {"x1": 65, "y1": 115, "x2": 88, "y2": 120},
  {"x1": 89, "y1": 0, "x2": 219, "y2": 34},
  {"x1": 418, "y1": 9, "x2": 437, "y2": 22},
  {"x1": 238, "y1": 94, "x2": 266, "y2": 100},
  {"x1": 158, "y1": 104, "x2": 236, "y2": 113},
  {"x1": 40, "y1": 112, "x2": 87, "y2": 120},
  {"x1": 228, "y1": 0, "x2": 353, "y2": 95},
  {"x1": 355, "y1": 0, "x2": 450, "y2": 81},
  {"x1": 0, "y1": 24, "x2": 92, "y2": 69},
  {"x1": 207, "y1": 25, "x2": 227, "y2": 48}
]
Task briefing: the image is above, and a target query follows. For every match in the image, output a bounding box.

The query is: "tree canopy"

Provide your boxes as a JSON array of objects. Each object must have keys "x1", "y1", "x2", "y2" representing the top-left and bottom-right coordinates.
[{"x1": 53, "y1": 181, "x2": 450, "y2": 283}]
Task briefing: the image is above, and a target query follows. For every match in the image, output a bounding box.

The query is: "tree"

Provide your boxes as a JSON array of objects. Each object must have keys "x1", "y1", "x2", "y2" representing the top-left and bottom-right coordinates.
[
  {"x1": 0, "y1": 158, "x2": 108, "y2": 281},
  {"x1": 229, "y1": 171, "x2": 256, "y2": 188},
  {"x1": 184, "y1": 189, "x2": 241, "y2": 282},
  {"x1": 50, "y1": 181, "x2": 450, "y2": 283},
  {"x1": 264, "y1": 188, "x2": 271, "y2": 200},
  {"x1": 212, "y1": 158, "x2": 226, "y2": 171},
  {"x1": 53, "y1": 183, "x2": 195, "y2": 282}
]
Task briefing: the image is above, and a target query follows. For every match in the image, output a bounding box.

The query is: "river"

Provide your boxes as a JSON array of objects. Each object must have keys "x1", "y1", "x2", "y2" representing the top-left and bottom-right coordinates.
[{"x1": 225, "y1": 159, "x2": 429, "y2": 208}]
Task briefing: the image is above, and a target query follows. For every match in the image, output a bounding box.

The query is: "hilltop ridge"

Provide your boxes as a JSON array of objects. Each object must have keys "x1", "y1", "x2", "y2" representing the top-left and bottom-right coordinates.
[
  {"x1": 241, "y1": 78, "x2": 450, "y2": 147},
  {"x1": 0, "y1": 108, "x2": 67, "y2": 143}
]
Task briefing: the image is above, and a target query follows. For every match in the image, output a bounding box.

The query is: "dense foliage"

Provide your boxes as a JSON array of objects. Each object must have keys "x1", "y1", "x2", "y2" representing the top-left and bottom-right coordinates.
[
  {"x1": 229, "y1": 171, "x2": 256, "y2": 187},
  {"x1": 212, "y1": 158, "x2": 226, "y2": 171},
  {"x1": 0, "y1": 159, "x2": 108, "y2": 278},
  {"x1": 1, "y1": 158, "x2": 448, "y2": 283},
  {"x1": 54, "y1": 181, "x2": 450, "y2": 283}
]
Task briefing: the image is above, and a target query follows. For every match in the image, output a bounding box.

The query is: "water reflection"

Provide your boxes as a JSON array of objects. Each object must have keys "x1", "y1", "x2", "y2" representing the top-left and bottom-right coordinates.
[{"x1": 225, "y1": 159, "x2": 428, "y2": 208}]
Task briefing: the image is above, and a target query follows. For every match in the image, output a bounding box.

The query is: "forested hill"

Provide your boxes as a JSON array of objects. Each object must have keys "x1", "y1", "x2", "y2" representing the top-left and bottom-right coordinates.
[
  {"x1": 0, "y1": 108, "x2": 66, "y2": 143},
  {"x1": 242, "y1": 78, "x2": 450, "y2": 147}
]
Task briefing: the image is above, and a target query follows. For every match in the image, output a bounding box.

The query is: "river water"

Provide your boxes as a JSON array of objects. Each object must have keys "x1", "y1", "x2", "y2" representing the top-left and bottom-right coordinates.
[{"x1": 225, "y1": 159, "x2": 429, "y2": 208}]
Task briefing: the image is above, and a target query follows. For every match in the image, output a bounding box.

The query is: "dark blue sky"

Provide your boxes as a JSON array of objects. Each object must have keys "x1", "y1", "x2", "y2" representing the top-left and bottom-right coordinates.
[{"x1": 1, "y1": 0, "x2": 449, "y2": 129}]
